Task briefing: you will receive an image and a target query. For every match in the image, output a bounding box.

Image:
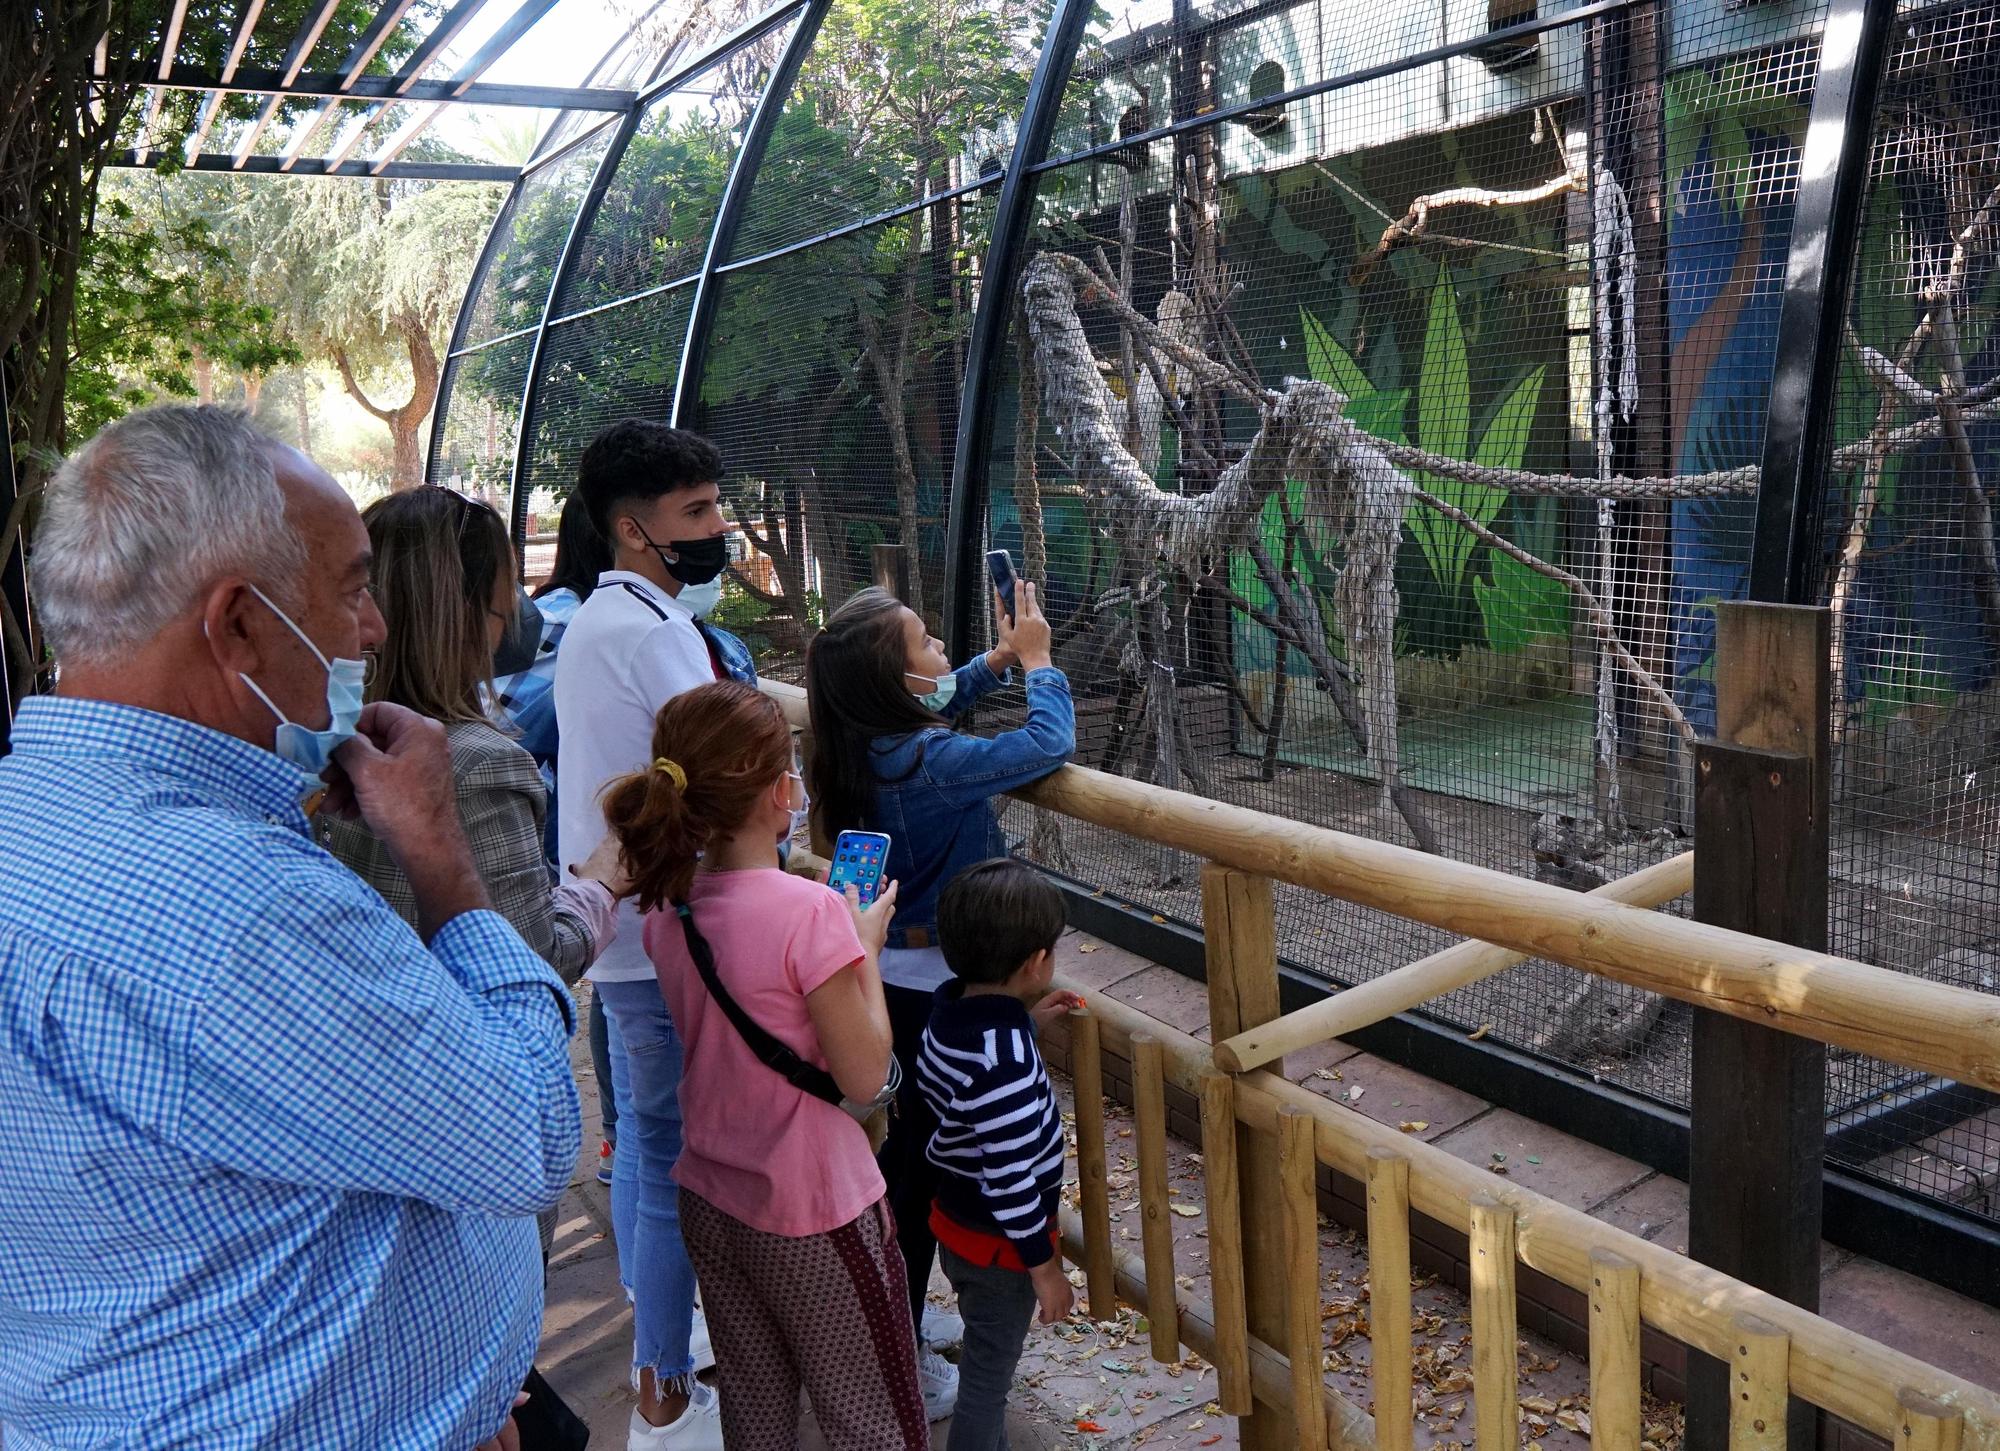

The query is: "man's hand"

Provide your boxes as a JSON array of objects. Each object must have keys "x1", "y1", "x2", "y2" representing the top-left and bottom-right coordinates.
[
  {"x1": 847, "y1": 880, "x2": 899, "y2": 957},
  {"x1": 1030, "y1": 1257, "x2": 1075, "y2": 1326},
  {"x1": 332, "y1": 701, "x2": 490, "y2": 938},
  {"x1": 1030, "y1": 989, "x2": 1086, "y2": 1032}
]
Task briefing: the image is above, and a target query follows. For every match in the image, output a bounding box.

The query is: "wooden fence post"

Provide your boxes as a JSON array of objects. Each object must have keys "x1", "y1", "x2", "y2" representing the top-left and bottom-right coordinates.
[
  {"x1": 1588, "y1": 1250, "x2": 1642, "y2": 1451},
  {"x1": 1365, "y1": 1149, "x2": 1414, "y2": 1450},
  {"x1": 1070, "y1": 1007, "x2": 1119, "y2": 1321},
  {"x1": 1202, "y1": 864, "x2": 1287, "y2": 1451},
  {"x1": 1132, "y1": 1035, "x2": 1180, "y2": 1363},
  {"x1": 1689, "y1": 602, "x2": 1830, "y2": 1450},
  {"x1": 1199, "y1": 1071, "x2": 1255, "y2": 1417},
  {"x1": 1470, "y1": 1195, "x2": 1520, "y2": 1451}
]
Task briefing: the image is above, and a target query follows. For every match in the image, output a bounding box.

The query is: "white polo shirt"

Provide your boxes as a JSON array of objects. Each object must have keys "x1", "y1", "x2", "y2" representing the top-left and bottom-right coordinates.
[{"x1": 555, "y1": 568, "x2": 717, "y2": 983}]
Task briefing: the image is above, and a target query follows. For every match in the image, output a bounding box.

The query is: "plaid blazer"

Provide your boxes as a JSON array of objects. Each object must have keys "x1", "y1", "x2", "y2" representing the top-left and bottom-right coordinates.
[{"x1": 322, "y1": 718, "x2": 596, "y2": 985}]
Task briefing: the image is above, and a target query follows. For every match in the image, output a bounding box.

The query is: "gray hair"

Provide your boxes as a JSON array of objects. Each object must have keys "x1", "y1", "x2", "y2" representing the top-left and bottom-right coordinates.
[{"x1": 33, "y1": 406, "x2": 310, "y2": 664}]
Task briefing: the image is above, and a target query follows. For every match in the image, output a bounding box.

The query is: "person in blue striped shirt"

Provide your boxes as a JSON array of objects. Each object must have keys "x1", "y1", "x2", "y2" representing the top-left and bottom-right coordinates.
[
  {"x1": 0, "y1": 406, "x2": 579, "y2": 1451},
  {"x1": 917, "y1": 860, "x2": 1084, "y2": 1451}
]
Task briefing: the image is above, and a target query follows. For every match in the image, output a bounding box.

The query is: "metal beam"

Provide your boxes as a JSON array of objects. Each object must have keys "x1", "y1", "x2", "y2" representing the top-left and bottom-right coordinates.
[
  {"x1": 387, "y1": 0, "x2": 497, "y2": 95},
  {"x1": 439, "y1": 0, "x2": 564, "y2": 96},
  {"x1": 1746, "y1": 0, "x2": 1899, "y2": 605},
  {"x1": 181, "y1": 0, "x2": 267, "y2": 163},
  {"x1": 233, "y1": 0, "x2": 345, "y2": 167},
  {"x1": 631, "y1": 0, "x2": 805, "y2": 109},
  {"x1": 155, "y1": 65, "x2": 635, "y2": 111},
  {"x1": 157, "y1": 0, "x2": 191, "y2": 78},
  {"x1": 1032, "y1": 0, "x2": 1636, "y2": 176},
  {"x1": 505, "y1": 100, "x2": 653, "y2": 542},
  {"x1": 364, "y1": 0, "x2": 567, "y2": 174},
  {"x1": 942, "y1": 0, "x2": 1095, "y2": 659},
  {"x1": 110, "y1": 151, "x2": 519, "y2": 182},
  {"x1": 338, "y1": 0, "x2": 422, "y2": 84},
  {"x1": 671, "y1": 0, "x2": 832, "y2": 428}
]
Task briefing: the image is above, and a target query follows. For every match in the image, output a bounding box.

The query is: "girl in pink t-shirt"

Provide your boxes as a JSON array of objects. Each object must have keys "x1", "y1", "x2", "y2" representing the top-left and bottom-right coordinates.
[{"x1": 602, "y1": 680, "x2": 927, "y2": 1450}]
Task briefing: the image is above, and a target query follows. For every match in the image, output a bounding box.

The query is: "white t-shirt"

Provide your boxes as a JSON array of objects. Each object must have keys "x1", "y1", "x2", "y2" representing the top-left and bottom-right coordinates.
[{"x1": 555, "y1": 569, "x2": 717, "y2": 983}]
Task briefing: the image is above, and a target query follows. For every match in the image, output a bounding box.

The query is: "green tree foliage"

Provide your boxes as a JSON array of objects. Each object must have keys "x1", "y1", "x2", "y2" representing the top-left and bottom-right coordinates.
[{"x1": 65, "y1": 181, "x2": 299, "y2": 439}]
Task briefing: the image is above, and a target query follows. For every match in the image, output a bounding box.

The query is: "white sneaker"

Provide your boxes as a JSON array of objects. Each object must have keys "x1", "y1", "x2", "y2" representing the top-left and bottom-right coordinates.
[
  {"x1": 918, "y1": 1344, "x2": 959, "y2": 1422},
  {"x1": 921, "y1": 1305, "x2": 965, "y2": 1350},
  {"x1": 627, "y1": 1380, "x2": 723, "y2": 1450},
  {"x1": 688, "y1": 1308, "x2": 716, "y2": 1373}
]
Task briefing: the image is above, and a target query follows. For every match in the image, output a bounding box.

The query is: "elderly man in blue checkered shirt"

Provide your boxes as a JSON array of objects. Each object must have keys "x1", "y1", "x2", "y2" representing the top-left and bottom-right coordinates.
[{"x1": 0, "y1": 407, "x2": 580, "y2": 1451}]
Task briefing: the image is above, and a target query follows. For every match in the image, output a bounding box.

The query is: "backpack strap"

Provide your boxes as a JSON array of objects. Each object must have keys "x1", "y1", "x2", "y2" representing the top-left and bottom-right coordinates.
[{"x1": 674, "y1": 902, "x2": 845, "y2": 1107}]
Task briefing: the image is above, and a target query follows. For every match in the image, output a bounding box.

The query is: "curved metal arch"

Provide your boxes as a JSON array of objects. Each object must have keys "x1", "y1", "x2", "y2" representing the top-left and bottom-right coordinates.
[
  {"x1": 941, "y1": 0, "x2": 1096, "y2": 660},
  {"x1": 1746, "y1": 0, "x2": 1898, "y2": 605},
  {"x1": 502, "y1": 104, "x2": 649, "y2": 545},
  {"x1": 669, "y1": 0, "x2": 834, "y2": 429},
  {"x1": 424, "y1": 175, "x2": 529, "y2": 485}
]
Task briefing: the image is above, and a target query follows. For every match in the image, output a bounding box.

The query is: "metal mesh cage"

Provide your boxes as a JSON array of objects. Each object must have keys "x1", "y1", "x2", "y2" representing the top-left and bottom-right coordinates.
[{"x1": 430, "y1": 0, "x2": 2000, "y2": 1233}]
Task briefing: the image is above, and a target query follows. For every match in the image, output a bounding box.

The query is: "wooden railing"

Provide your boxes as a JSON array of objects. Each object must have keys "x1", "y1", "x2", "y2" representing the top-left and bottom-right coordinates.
[{"x1": 761, "y1": 678, "x2": 2000, "y2": 1449}]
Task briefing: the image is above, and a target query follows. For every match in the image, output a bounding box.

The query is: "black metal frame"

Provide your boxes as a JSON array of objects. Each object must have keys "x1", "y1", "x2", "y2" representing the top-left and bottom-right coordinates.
[
  {"x1": 407, "y1": 0, "x2": 2000, "y2": 1299},
  {"x1": 671, "y1": 0, "x2": 831, "y2": 429},
  {"x1": 118, "y1": 152, "x2": 518, "y2": 181},
  {"x1": 503, "y1": 101, "x2": 651, "y2": 543},
  {"x1": 1747, "y1": 0, "x2": 1901, "y2": 605},
  {"x1": 131, "y1": 67, "x2": 634, "y2": 112},
  {"x1": 424, "y1": 176, "x2": 529, "y2": 485},
  {"x1": 942, "y1": 0, "x2": 1097, "y2": 659}
]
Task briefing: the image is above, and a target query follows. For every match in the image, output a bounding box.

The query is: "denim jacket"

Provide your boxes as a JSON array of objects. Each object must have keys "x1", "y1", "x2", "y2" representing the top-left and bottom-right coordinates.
[{"x1": 865, "y1": 655, "x2": 1075, "y2": 946}]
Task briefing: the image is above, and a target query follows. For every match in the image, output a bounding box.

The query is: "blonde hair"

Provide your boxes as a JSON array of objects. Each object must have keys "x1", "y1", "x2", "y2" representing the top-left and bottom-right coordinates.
[{"x1": 362, "y1": 487, "x2": 512, "y2": 725}]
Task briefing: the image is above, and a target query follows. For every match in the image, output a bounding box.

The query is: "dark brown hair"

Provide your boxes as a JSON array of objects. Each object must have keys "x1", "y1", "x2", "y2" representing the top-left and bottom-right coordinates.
[
  {"x1": 805, "y1": 586, "x2": 944, "y2": 842},
  {"x1": 601, "y1": 679, "x2": 794, "y2": 911},
  {"x1": 937, "y1": 858, "x2": 1067, "y2": 986}
]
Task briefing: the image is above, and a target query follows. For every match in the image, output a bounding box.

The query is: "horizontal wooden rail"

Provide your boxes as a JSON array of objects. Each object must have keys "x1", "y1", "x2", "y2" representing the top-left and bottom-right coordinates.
[
  {"x1": 1215, "y1": 851, "x2": 1694, "y2": 1073},
  {"x1": 1058, "y1": 985, "x2": 2000, "y2": 1450},
  {"x1": 1009, "y1": 766, "x2": 2000, "y2": 1093},
  {"x1": 766, "y1": 679, "x2": 2000, "y2": 1092}
]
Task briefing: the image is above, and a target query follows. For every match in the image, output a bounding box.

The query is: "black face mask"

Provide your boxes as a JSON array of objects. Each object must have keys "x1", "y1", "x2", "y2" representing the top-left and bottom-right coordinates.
[
  {"x1": 635, "y1": 522, "x2": 728, "y2": 587},
  {"x1": 492, "y1": 587, "x2": 544, "y2": 677}
]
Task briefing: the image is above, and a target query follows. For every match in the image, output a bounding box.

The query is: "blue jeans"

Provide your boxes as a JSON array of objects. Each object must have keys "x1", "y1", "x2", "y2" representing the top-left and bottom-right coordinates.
[
  {"x1": 940, "y1": 1245, "x2": 1037, "y2": 1451},
  {"x1": 598, "y1": 975, "x2": 699, "y2": 1383}
]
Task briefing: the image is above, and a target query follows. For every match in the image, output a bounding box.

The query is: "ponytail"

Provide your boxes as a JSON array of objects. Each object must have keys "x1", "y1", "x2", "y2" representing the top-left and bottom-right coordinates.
[{"x1": 601, "y1": 680, "x2": 793, "y2": 913}]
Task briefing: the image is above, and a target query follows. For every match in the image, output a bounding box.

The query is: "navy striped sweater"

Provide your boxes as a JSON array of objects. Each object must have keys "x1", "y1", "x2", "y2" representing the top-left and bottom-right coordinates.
[{"x1": 917, "y1": 982, "x2": 1067, "y2": 1268}]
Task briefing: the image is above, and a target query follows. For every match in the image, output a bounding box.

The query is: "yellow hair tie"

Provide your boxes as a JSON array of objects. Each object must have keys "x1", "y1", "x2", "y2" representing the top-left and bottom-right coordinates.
[{"x1": 652, "y1": 758, "x2": 687, "y2": 791}]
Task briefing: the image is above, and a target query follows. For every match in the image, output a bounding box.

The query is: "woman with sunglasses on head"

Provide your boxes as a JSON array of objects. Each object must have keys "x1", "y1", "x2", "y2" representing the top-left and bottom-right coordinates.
[
  {"x1": 322, "y1": 486, "x2": 624, "y2": 987},
  {"x1": 804, "y1": 581, "x2": 1073, "y2": 1412}
]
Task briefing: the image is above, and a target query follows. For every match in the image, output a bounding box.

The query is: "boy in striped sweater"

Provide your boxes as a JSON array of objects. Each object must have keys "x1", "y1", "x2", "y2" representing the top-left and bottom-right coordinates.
[{"x1": 918, "y1": 859, "x2": 1084, "y2": 1450}]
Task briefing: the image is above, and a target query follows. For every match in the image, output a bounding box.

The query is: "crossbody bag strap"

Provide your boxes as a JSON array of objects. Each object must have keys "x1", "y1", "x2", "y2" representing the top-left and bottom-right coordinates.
[{"x1": 674, "y1": 902, "x2": 845, "y2": 1107}]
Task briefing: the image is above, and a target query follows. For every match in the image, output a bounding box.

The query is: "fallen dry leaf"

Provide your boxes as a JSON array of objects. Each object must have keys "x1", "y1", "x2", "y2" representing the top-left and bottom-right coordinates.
[
  {"x1": 1170, "y1": 1203, "x2": 1202, "y2": 1218},
  {"x1": 1468, "y1": 1023, "x2": 1493, "y2": 1041},
  {"x1": 1348, "y1": 1085, "x2": 1366, "y2": 1102},
  {"x1": 1557, "y1": 1410, "x2": 1592, "y2": 1435},
  {"x1": 1078, "y1": 942, "x2": 1101, "y2": 953},
  {"x1": 1522, "y1": 1396, "x2": 1557, "y2": 1414},
  {"x1": 1398, "y1": 1120, "x2": 1429, "y2": 1134}
]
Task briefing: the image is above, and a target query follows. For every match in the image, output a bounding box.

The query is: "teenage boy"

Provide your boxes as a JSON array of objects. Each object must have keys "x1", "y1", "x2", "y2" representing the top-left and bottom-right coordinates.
[
  {"x1": 555, "y1": 420, "x2": 734, "y2": 1451},
  {"x1": 918, "y1": 859, "x2": 1086, "y2": 1451}
]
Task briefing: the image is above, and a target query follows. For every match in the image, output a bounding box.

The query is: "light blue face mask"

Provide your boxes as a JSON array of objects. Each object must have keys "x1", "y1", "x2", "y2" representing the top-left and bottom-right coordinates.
[
  {"x1": 676, "y1": 576, "x2": 723, "y2": 619},
  {"x1": 905, "y1": 668, "x2": 957, "y2": 713},
  {"x1": 236, "y1": 585, "x2": 367, "y2": 783}
]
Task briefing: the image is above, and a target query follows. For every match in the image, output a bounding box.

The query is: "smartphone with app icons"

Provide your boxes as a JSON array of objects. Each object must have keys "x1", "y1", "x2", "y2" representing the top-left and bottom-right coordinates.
[{"x1": 826, "y1": 830, "x2": 892, "y2": 907}]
